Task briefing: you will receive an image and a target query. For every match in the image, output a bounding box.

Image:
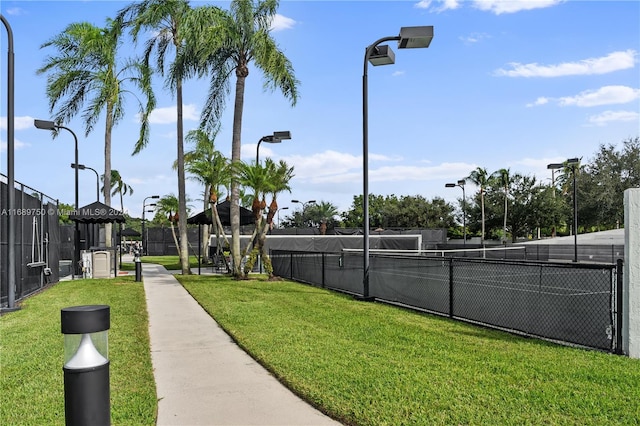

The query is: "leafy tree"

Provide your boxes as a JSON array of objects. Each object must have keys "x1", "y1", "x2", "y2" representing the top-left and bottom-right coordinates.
[
  {"x1": 179, "y1": 0, "x2": 300, "y2": 277},
  {"x1": 38, "y1": 18, "x2": 155, "y2": 246}
]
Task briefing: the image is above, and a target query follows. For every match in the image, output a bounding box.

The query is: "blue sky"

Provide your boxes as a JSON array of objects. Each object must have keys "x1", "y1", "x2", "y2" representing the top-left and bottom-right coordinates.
[{"x1": 1, "y1": 0, "x2": 639, "y2": 220}]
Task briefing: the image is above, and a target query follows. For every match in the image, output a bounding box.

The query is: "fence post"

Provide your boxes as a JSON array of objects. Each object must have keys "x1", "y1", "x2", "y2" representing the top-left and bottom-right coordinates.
[
  {"x1": 448, "y1": 258, "x2": 454, "y2": 318},
  {"x1": 616, "y1": 258, "x2": 624, "y2": 354},
  {"x1": 321, "y1": 252, "x2": 325, "y2": 288}
]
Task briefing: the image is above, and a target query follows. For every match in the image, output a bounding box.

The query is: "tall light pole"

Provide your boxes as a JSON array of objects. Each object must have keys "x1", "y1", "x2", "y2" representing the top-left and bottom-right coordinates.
[
  {"x1": 2, "y1": 14, "x2": 17, "y2": 309},
  {"x1": 71, "y1": 164, "x2": 100, "y2": 202},
  {"x1": 256, "y1": 131, "x2": 291, "y2": 164},
  {"x1": 277, "y1": 206, "x2": 289, "y2": 228},
  {"x1": 445, "y1": 179, "x2": 466, "y2": 246},
  {"x1": 362, "y1": 26, "x2": 434, "y2": 299},
  {"x1": 547, "y1": 162, "x2": 563, "y2": 238},
  {"x1": 547, "y1": 158, "x2": 580, "y2": 262},
  {"x1": 35, "y1": 119, "x2": 80, "y2": 279},
  {"x1": 291, "y1": 199, "x2": 316, "y2": 227},
  {"x1": 142, "y1": 195, "x2": 159, "y2": 256}
]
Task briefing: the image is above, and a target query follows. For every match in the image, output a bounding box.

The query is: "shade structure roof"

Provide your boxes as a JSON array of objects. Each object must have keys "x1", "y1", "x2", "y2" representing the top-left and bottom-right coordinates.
[
  {"x1": 187, "y1": 200, "x2": 254, "y2": 226},
  {"x1": 69, "y1": 201, "x2": 126, "y2": 224},
  {"x1": 119, "y1": 227, "x2": 141, "y2": 237}
]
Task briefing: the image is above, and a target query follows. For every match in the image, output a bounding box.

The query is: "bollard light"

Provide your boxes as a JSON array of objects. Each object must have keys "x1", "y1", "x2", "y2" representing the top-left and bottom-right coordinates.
[{"x1": 61, "y1": 305, "x2": 110, "y2": 426}]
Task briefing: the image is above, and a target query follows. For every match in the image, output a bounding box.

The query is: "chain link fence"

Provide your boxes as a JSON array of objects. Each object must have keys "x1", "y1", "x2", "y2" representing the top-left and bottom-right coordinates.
[{"x1": 271, "y1": 249, "x2": 621, "y2": 353}]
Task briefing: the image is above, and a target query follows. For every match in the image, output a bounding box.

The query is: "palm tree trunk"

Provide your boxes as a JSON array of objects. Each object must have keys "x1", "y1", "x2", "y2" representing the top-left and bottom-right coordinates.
[
  {"x1": 231, "y1": 74, "x2": 247, "y2": 278},
  {"x1": 176, "y1": 79, "x2": 190, "y2": 274},
  {"x1": 481, "y1": 190, "x2": 485, "y2": 247},
  {"x1": 104, "y1": 104, "x2": 114, "y2": 247},
  {"x1": 503, "y1": 189, "x2": 508, "y2": 244}
]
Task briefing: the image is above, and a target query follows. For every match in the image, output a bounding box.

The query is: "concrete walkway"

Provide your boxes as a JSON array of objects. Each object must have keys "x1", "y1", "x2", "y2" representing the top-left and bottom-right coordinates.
[{"x1": 142, "y1": 263, "x2": 342, "y2": 426}]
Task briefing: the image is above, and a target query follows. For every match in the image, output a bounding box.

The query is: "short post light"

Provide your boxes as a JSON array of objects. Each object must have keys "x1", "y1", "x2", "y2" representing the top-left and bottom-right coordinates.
[{"x1": 61, "y1": 305, "x2": 110, "y2": 426}]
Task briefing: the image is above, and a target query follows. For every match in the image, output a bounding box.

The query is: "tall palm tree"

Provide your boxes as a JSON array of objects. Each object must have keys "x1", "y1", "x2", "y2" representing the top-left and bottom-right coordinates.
[
  {"x1": 101, "y1": 169, "x2": 134, "y2": 212},
  {"x1": 466, "y1": 167, "x2": 489, "y2": 247},
  {"x1": 179, "y1": 0, "x2": 300, "y2": 277},
  {"x1": 117, "y1": 0, "x2": 197, "y2": 274},
  {"x1": 37, "y1": 18, "x2": 155, "y2": 246},
  {"x1": 493, "y1": 168, "x2": 511, "y2": 243}
]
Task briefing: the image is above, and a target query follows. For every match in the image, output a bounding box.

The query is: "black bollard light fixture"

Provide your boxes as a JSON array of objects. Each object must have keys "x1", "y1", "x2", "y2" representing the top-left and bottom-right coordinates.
[{"x1": 61, "y1": 305, "x2": 110, "y2": 426}]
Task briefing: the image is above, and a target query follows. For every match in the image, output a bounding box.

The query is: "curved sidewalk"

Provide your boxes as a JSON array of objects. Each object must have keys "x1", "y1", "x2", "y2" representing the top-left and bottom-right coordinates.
[{"x1": 142, "y1": 263, "x2": 342, "y2": 426}]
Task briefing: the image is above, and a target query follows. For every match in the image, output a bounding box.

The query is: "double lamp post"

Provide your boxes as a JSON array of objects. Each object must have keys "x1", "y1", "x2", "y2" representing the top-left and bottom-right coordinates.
[{"x1": 362, "y1": 26, "x2": 434, "y2": 299}]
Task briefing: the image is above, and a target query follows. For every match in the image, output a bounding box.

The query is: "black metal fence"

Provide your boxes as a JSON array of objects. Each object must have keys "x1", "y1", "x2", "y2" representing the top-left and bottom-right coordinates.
[
  {"x1": 271, "y1": 250, "x2": 622, "y2": 353},
  {"x1": 1, "y1": 176, "x2": 61, "y2": 308}
]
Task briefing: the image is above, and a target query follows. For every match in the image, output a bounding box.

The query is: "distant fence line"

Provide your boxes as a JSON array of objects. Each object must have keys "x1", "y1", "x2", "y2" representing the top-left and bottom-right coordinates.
[{"x1": 271, "y1": 249, "x2": 622, "y2": 353}]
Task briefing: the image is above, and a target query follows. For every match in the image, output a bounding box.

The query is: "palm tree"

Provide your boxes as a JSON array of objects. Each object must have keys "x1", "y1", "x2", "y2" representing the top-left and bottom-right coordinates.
[
  {"x1": 237, "y1": 158, "x2": 293, "y2": 277},
  {"x1": 37, "y1": 18, "x2": 155, "y2": 246},
  {"x1": 117, "y1": 0, "x2": 200, "y2": 275},
  {"x1": 178, "y1": 126, "x2": 231, "y2": 258},
  {"x1": 155, "y1": 194, "x2": 181, "y2": 258},
  {"x1": 493, "y1": 168, "x2": 511, "y2": 243},
  {"x1": 179, "y1": 0, "x2": 300, "y2": 277},
  {"x1": 310, "y1": 201, "x2": 339, "y2": 235},
  {"x1": 466, "y1": 167, "x2": 489, "y2": 247},
  {"x1": 101, "y1": 169, "x2": 134, "y2": 212}
]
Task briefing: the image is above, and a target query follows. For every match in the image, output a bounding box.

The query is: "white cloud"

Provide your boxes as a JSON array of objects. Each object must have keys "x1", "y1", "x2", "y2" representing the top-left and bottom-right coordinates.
[
  {"x1": 459, "y1": 32, "x2": 490, "y2": 44},
  {"x1": 588, "y1": 110, "x2": 640, "y2": 126},
  {"x1": 6, "y1": 7, "x2": 26, "y2": 16},
  {"x1": 495, "y1": 50, "x2": 637, "y2": 78},
  {"x1": 147, "y1": 104, "x2": 198, "y2": 124},
  {"x1": 0, "y1": 116, "x2": 36, "y2": 130},
  {"x1": 392, "y1": 71, "x2": 405, "y2": 77},
  {"x1": 472, "y1": 0, "x2": 563, "y2": 15},
  {"x1": 0, "y1": 138, "x2": 29, "y2": 152},
  {"x1": 415, "y1": 0, "x2": 461, "y2": 12},
  {"x1": 558, "y1": 85, "x2": 640, "y2": 107},
  {"x1": 526, "y1": 97, "x2": 550, "y2": 107},
  {"x1": 270, "y1": 14, "x2": 296, "y2": 32}
]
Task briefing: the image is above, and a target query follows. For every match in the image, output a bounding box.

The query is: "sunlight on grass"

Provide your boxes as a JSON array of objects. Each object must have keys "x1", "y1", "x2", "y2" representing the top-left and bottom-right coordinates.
[
  {"x1": 0, "y1": 278, "x2": 156, "y2": 426},
  {"x1": 179, "y1": 274, "x2": 640, "y2": 426}
]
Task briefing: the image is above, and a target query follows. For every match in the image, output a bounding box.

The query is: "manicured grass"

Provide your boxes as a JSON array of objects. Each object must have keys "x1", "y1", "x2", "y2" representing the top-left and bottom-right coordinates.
[
  {"x1": 0, "y1": 278, "x2": 157, "y2": 426},
  {"x1": 179, "y1": 275, "x2": 640, "y2": 426},
  {"x1": 120, "y1": 254, "x2": 201, "y2": 271}
]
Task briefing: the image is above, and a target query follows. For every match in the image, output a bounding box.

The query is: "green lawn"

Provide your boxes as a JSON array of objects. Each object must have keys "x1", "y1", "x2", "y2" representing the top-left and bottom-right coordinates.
[
  {"x1": 0, "y1": 278, "x2": 157, "y2": 426},
  {"x1": 179, "y1": 274, "x2": 640, "y2": 426},
  {"x1": 120, "y1": 254, "x2": 202, "y2": 271}
]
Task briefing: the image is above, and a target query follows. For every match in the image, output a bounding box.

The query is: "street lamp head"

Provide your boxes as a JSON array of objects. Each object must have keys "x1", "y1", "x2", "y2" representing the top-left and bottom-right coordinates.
[
  {"x1": 398, "y1": 26, "x2": 434, "y2": 49},
  {"x1": 273, "y1": 131, "x2": 291, "y2": 140},
  {"x1": 70, "y1": 163, "x2": 86, "y2": 170},
  {"x1": 308, "y1": 200, "x2": 316, "y2": 204},
  {"x1": 291, "y1": 199, "x2": 300, "y2": 203},
  {"x1": 566, "y1": 158, "x2": 580, "y2": 165},
  {"x1": 34, "y1": 119, "x2": 57, "y2": 130},
  {"x1": 547, "y1": 163, "x2": 563, "y2": 170},
  {"x1": 457, "y1": 179, "x2": 466, "y2": 186},
  {"x1": 368, "y1": 44, "x2": 395, "y2": 66},
  {"x1": 445, "y1": 183, "x2": 456, "y2": 188},
  {"x1": 151, "y1": 195, "x2": 160, "y2": 199}
]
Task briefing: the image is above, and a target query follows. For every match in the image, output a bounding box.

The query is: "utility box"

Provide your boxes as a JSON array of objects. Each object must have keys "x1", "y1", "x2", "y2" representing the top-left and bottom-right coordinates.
[{"x1": 92, "y1": 251, "x2": 111, "y2": 279}]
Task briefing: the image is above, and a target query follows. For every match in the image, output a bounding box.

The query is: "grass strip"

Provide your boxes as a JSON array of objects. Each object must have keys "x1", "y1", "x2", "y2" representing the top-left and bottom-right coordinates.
[
  {"x1": 120, "y1": 254, "x2": 201, "y2": 271},
  {"x1": 179, "y1": 274, "x2": 640, "y2": 426},
  {"x1": 0, "y1": 278, "x2": 157, "y2": 426}
]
